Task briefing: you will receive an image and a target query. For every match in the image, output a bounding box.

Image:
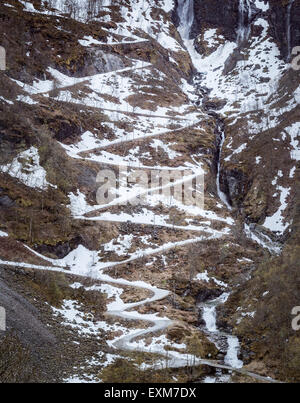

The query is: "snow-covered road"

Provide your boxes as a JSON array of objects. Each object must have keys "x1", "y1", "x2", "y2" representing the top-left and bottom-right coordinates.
[{"x1": 0, "y1": 249, "x2": 279, "y2": 382}]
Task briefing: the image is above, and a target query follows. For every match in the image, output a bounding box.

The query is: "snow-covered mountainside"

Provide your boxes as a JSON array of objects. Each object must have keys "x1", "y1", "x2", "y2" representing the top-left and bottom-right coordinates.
[{"x1": 0, "y1": 0, "x2": 299, "y2": 383}]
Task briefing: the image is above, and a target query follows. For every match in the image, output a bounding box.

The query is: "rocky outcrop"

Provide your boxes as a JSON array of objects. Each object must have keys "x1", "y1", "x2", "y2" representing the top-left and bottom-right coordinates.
[
  {"x1": 0, "y1": 0, "x2": 298, "y2": 383},
  {"x1": 189, "y1": 0, "x2": 300, "y2": 61},
  {"x1": 268, "y1": 0, "x2": 300, "y2": 61},
  {"x1": 192, "y1": 0, "x2": 239, "y2": 42}
]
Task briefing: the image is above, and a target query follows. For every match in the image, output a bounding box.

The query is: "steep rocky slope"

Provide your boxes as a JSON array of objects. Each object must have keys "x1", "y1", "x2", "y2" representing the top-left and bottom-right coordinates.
[{"x1": 0, "y1": 0, "x2": 299, "y2": 383}]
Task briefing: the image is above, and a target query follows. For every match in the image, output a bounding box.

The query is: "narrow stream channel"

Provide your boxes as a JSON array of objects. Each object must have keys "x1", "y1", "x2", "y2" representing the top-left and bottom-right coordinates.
[
  {"x1": 199, "y1": 292, "x2": 243, "y2": 369},
  {"x1": 177, "y1": 0, "x2": 243, "y2": 381},
  {"x1": 215, "y1": 121, "x2": 232, "y2": 210}
]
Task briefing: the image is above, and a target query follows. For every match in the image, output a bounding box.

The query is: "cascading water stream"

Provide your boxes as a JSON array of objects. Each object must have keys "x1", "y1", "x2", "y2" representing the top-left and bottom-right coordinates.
[
  {"x1": 216, "y1": 128, "x2": 232, "y2": 210},
  {"x1": 177, "y1": 0, "x2": 194, "y2": 40},
  {"x1": 200, "y1": 293, "x2": 243, "y2": 370},
  {"x1": 177, "y1": 1, "x2": 232, "y2": 209},
  {"x1": 177, "y1": 0, "x2": 201, "y2": 66},
  {"x1": 177, "y1": 0, "x2": 242, "y2": 377},
  {"x1": 287, "y1": 0, "x2": 295, "y2": 61},
  {"x1": 237, "y1": 0, "x2": 252, "y2": 44},
  {"x1": 175, "y1": 0, "x2": 282, "y2": 381}
]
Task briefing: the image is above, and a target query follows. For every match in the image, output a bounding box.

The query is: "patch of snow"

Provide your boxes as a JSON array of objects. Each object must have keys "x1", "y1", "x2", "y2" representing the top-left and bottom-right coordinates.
[
  {"x1": 0, "y1": 147, "x2": 55, "y2": 190},
  {"x1": 68, "y1": 191, "x2": 100, "y2": 217},
  {"x1": 194, "y1": 271, "x2": 227, "y2": 288},
  {"x1": 285, "y1": 123, "x2": 300, "y2": 161},
  {"x1": 150, "y1": 139, "x2": 181, "y2": 159},
  {"x1": 103, "y1": 235, "x2": 134, "y2": 257},
  {"x1": 289, "y1": 166, "x2": 296, "y2": 178},
  {"x1": 263, "y1": 186, "x2": 290, "y2": 234},
  {"x1": 224, "y1": 143, "x2": 247, "y2": 162},
  {"x1": 0, "y1": 96, "x2": 14, "y2": 105},
  {"x1": 255, "y1": 156, "x2": 262, "y2": 164},
  {"x1": 255, "y1": 0, "x2": 269, "y2": 12}
]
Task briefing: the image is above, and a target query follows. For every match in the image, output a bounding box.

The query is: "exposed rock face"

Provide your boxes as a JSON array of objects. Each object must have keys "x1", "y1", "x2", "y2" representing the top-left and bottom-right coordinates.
[
  {"x1": 192, "y1": 0, "x2": 239, "y2": 42},
  {"x1": 186, "y1": 0, "x2": 299, "y2": 231},
  {"x1": 0, "y1": 0, "x2": 299, "y2": 383},
  {"x1": 0, "y1": 276, "x2": 56, "y2": 348},
  {"x1": 268, "y1": 0, "x2": 300, "y2": 60},
  {"x1": 190, "y1": 0, "x2": 300, "y2": 61}
]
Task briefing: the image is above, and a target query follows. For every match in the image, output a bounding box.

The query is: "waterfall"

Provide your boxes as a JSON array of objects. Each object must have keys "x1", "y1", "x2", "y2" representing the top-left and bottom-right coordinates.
[
  {"x1": 287, "y1": 0, "x2": 295, "y2": 61},
  {"x1": 177, "y1": 0, "x2": 195, "y2": 41},
  {"x1": 237, "y1": 0, "x2": 252, "y2": 44},
  {"x1": 216, "y1": 129, "x2": 232, "y2": 210},
  {"x1": 177, "y1": 0, "x2": 204, "y2": 71},
  {"x1": 225, "y1": 335, "x2": 243, "y2": 368},
  {"x1": 201, "y1": 292, "x2": 243, "y2": 369},
  {"x1": 203, "y1": 305, "x2": 218, "y2": 333}
]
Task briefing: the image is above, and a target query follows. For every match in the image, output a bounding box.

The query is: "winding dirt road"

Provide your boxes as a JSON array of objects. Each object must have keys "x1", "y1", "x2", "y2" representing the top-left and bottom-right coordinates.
[{"x1": 0, "y1": 254, "x2": 279, "y2": 382}]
